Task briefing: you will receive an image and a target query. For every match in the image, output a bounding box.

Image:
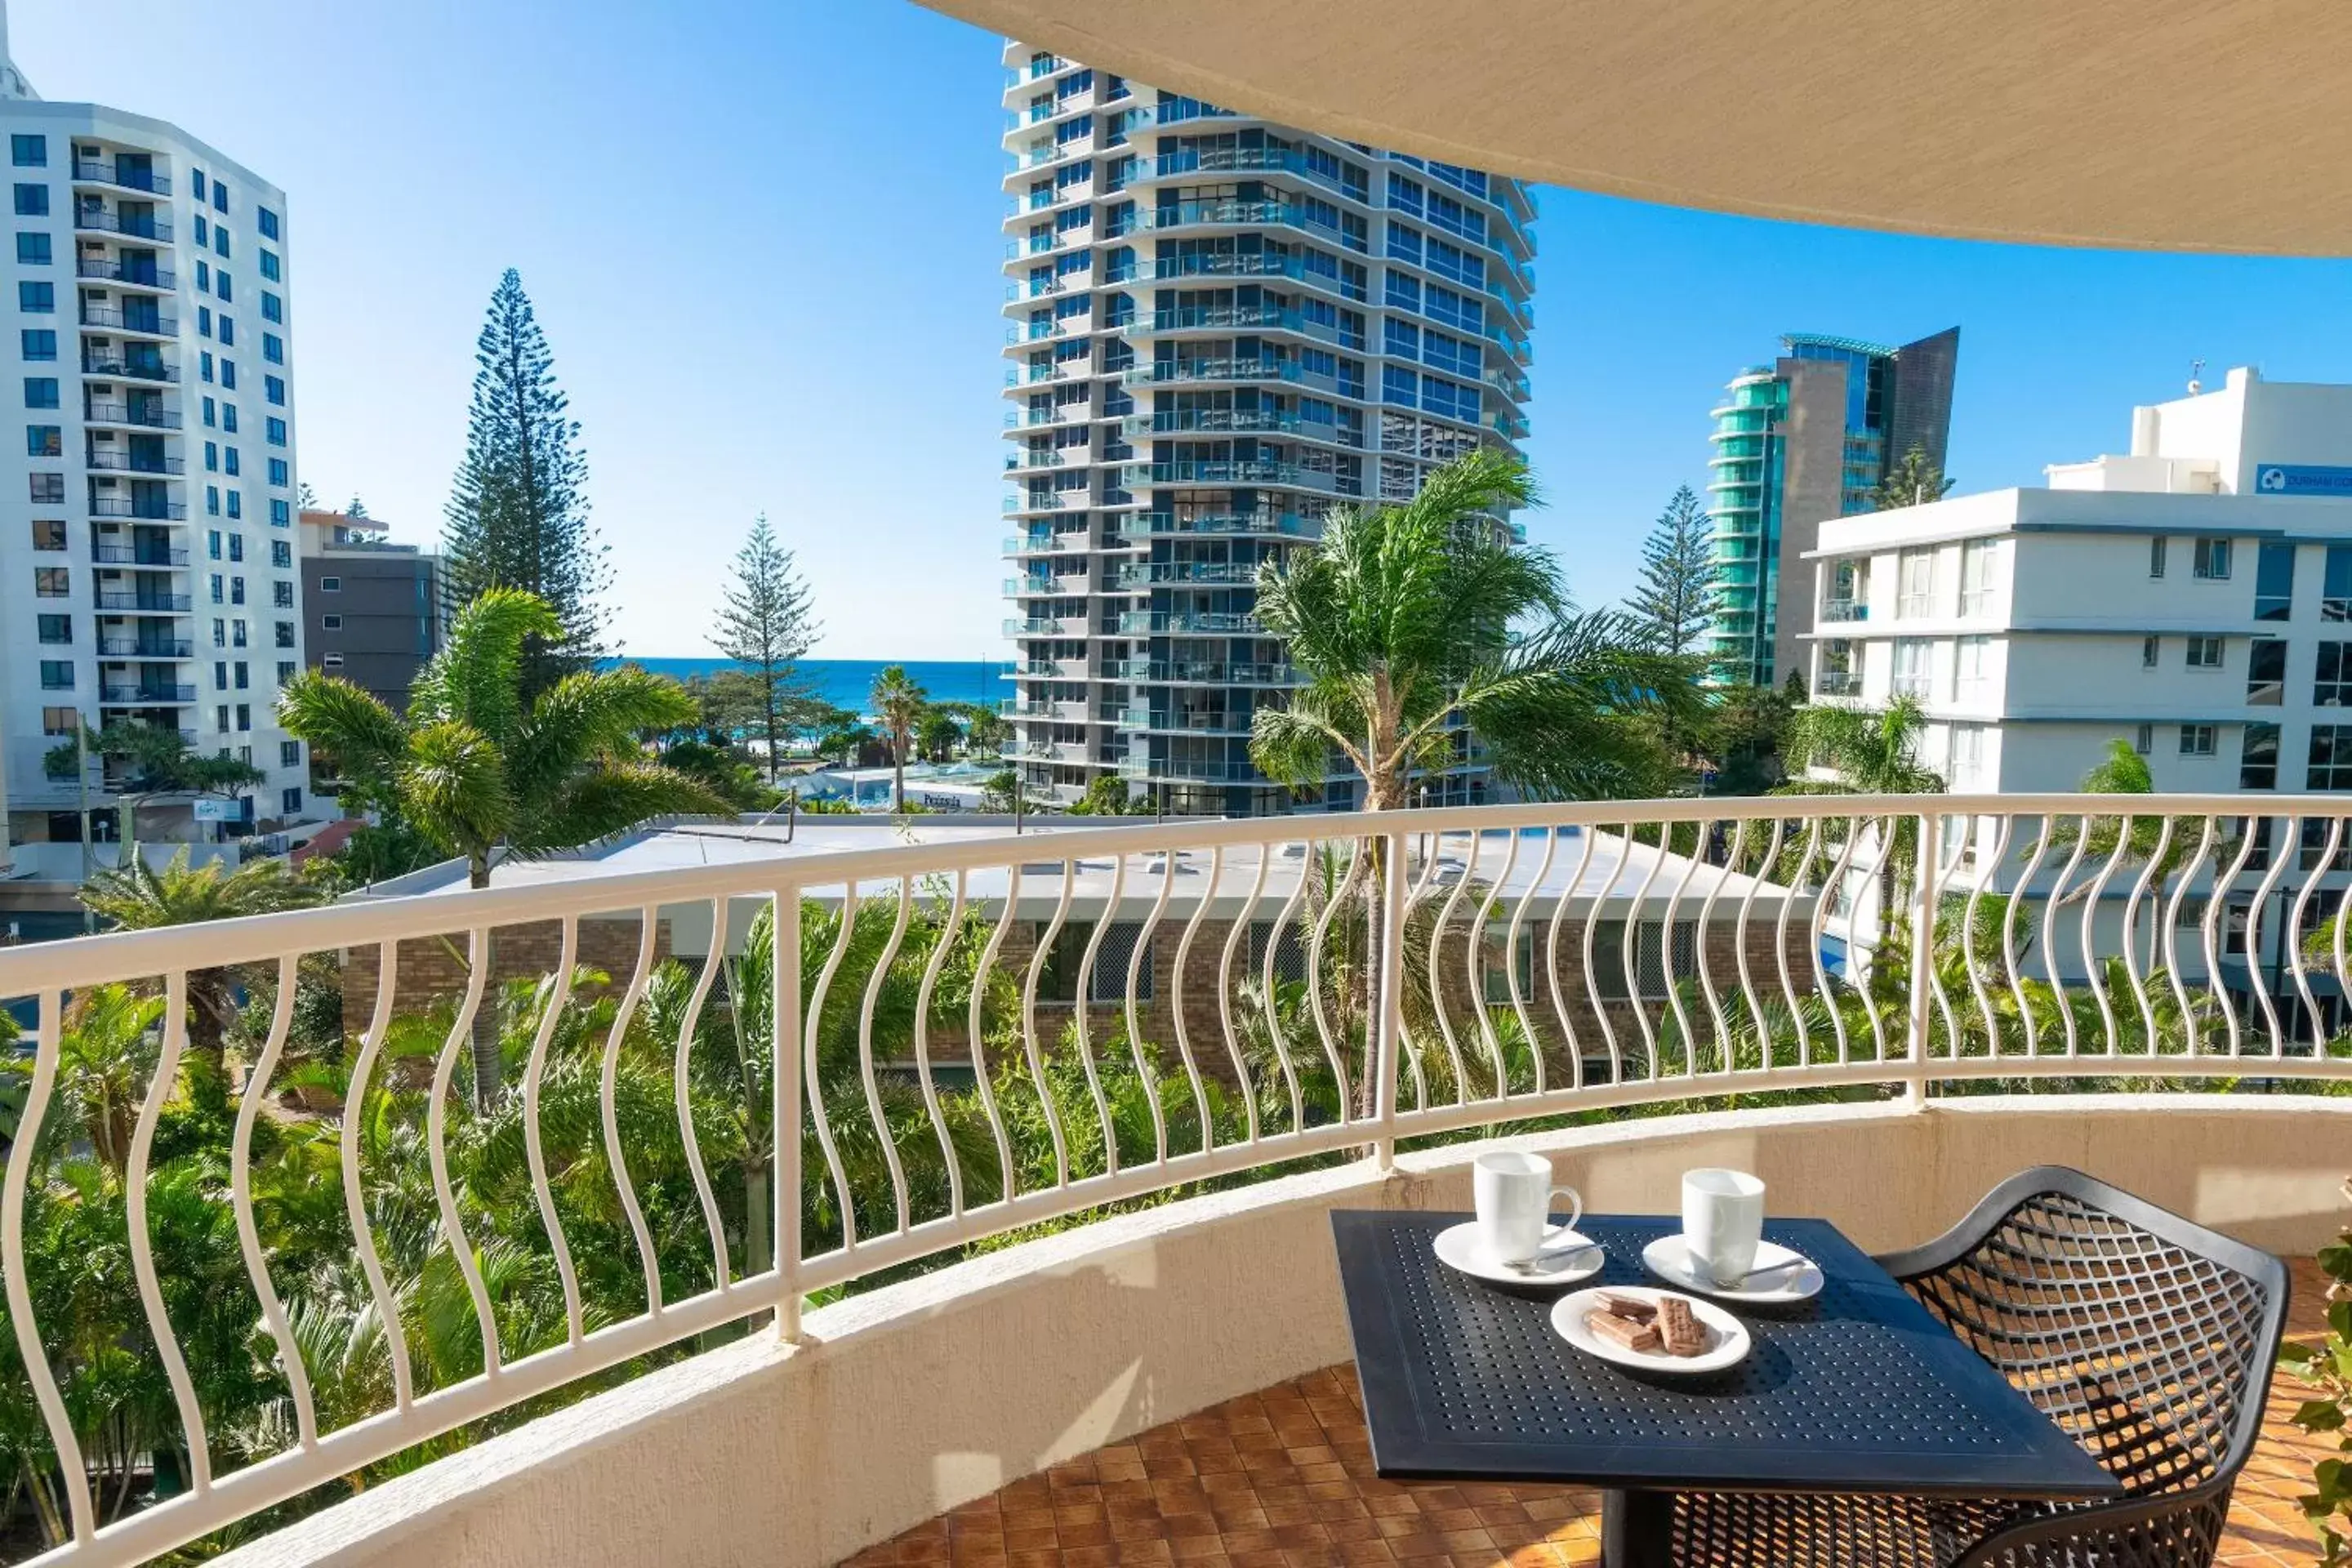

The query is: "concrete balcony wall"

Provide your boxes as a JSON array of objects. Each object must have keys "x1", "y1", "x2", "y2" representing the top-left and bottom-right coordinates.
[{"x1": 216, "y1": 1094, "x2": 2351, "y2": 1568}]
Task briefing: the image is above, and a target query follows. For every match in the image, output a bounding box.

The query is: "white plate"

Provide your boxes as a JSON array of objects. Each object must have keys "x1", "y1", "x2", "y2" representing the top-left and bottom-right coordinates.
[
  {"x1": 1551, "y1": 1286, "x2": 1751, "y2": 1375},
  {"x1": 1432, "y1": 1220, "x2": 1605, "y2": 1288},
  {"x1": 1640, "y1": 1236, "x2": 1824, "y2": 1304}
]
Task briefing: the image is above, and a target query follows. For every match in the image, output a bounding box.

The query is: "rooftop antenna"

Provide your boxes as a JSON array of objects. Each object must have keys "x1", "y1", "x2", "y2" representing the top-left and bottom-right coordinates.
[{"x1": 2186, "y1": 359, "x2": 2205, "y2": 396}]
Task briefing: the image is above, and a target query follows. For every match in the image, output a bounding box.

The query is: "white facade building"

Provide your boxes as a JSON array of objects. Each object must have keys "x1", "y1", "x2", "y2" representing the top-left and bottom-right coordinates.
[
  {"x1": 1804, "y1": 368, "x2": 2352, "y2": 799},
  {"x1": 0, "y1": 11, "x2": 310, "y2": 859}
]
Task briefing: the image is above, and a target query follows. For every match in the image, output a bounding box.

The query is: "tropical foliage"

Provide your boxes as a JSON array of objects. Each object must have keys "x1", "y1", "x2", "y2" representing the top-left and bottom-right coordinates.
[{"x1": 2280, "y1": 1190, "x2": 2352, "y2": 1566}]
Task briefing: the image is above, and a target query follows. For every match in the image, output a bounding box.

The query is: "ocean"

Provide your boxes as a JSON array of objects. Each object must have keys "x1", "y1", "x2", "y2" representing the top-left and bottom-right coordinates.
[{"x1": 615, "y1": 657, "x2": 1013, "y2": 720}]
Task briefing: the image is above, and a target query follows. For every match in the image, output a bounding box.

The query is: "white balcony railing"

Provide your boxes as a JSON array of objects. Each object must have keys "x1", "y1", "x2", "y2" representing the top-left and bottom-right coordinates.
[{"x1": 10, "y1": 792, "x2": 2352, "y2": 1565}]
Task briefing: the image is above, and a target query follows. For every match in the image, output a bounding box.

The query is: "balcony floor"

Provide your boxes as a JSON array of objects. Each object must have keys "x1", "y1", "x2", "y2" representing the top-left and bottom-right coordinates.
[{"x1": 849, "y1": 1260, "x2": 2330, "y2": 1568}]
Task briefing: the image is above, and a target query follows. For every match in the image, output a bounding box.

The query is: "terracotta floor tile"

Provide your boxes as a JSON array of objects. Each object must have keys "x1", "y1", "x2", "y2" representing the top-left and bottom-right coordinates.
[{"x1": 849, "y1": 1263, "x2": 2336, "y2": 1568}]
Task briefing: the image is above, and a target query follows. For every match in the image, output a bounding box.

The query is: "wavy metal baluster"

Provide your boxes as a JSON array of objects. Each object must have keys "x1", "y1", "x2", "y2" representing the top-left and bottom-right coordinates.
[
  {"x1": 1468, "y1": 827, "x2": 1521, "y2": 1099},
  {"x1": 967, "y1": 863, "x2": 1022, "y2": 1202},
  {"x1": 2242, "y1": 814, "x2": 2292, "y2": 1056},
  {"x1": 1396, "y1": 831, "x2": 1450, "y2": 1111},
  {"x1": 676, "y1": 898, "x2": 733, "y2": 1289},
  {"x1": 603, "y1": 909, "x2": 665, "y2": 1313},
  {"x1": 1021, "y1": 863, "x2": 1077, "y2": 1183},
  {"x1": 1428, "y1": 828, "x2": 1483, "y2": 1102},
  {"x1": 2, "y1": 990, "x2": 93, "y2": 1545},
  {"x1": 2118, "y1": 817, "x2": 2176, "y2": 1058},
  {"x1": 523, "y1": 920, "x2": 585, "y2": 1342},
  {"x1": 1505, "y1": 824, "x2": 1558, "y2": 1098},
  {"x1": 1544, "y1": 825, "x2": 1597, "y2": 1093},
  {"x1": 127, "y1": 972, "x2": 213, "y2": 1490},
  {"x1": 1261, "y1": 841, "x2": 1313, "y2": 1131},
  {"x1": 1621, "y1": 822, "x2": 1675, "y2": 1079},
  {"x1": 232, "y1": 954, "x2": 318, "y2": 1450},
  {"x1": 2287, "y1": 817, "x2": 2341, "y2": 1058},
  {"x1": 2334, "y1": 833, "x2": 2352, "y2": 1049},
  {"x1": 1580, "y1": 824, "x2": 1630, "y2": 1085},
  {"x1": 857, "y1": 878, "x2": 917, "y2": 1227},
  {"x1": 1071, "y1": 856, "x2": 1128, "y2": 1173},
  {"x1": 1218, "y1": 843, "x2": 1272, "y2": 1142},
  {"x1": 2042, "y1": 816, "x2": 2094, "y2": 1057},
  {"x1": 2201, "y1": 822, "x2": 2261, "y2": 1058},
  {"x1": 342, "y1": 942, "x2": 414, "y2": 1409},
  {"x1": 1922, "y1": 823, "x2": 1967, "y2": 1059},
  {"x1": 2163, "y1": 817, "x2": 2218, "y2": 1058},
  {"x1": 2004, "y1": 814, "x2": 2052, "y2": 1060},
  {"x1": 803, "y1": 884, "x2": 862, "y2": 1241},
  {"x1": 1731, "y1": 818, "x2": 1780, "y2": 1064},
  {"x1": 1815, "y1": 818, "x2": 1870, "y2": 1064},
  {"x1": 914, "y1": 869, "x2": 972, "y2": 1217},
  {"x1": 1125, "y1": 848, "x2": 1176, "y2": 1160},
  {"x1": 1661, "y1": 821, "x2": 1711, "y2": 1077},
  {"x1": 1303, "y1": 838, "x2": 1364, "y2": 1122},
  {"x1": 2078, "y1": 814, "x2": 2137, "y2": 1054},
  {"x1": 1775, "y1": 817, "x2": 1821, "y2": 1065},
  {"x1": 1960, "y1": 816, "x2": 2014, "y2": 1062},
  {"x1": 1167, "y1": 845, "x2": 1219, "y2": 1152},
  {"x1": 427, "y1": 932, "x2": 502, "y2": 1373},
  {"x1": 1694, "y1": 820, "x2": 1747, "y2": 1076}
]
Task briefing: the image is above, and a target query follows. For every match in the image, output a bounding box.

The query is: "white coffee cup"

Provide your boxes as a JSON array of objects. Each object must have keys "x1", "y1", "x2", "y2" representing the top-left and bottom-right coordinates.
[
  {"x1": 1473, "y1": 1151, "x2": 1583, "y2": 1264},
  {"x1": 1682, "y1": 1168, "x2": 1766, "y2": 1287}
]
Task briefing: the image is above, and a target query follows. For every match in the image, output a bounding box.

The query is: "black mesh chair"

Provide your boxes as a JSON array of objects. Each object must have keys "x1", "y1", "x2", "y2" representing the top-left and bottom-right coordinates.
[{"x1": 1668, "y1": 1165, "x2": 2292, "y2": 1567}]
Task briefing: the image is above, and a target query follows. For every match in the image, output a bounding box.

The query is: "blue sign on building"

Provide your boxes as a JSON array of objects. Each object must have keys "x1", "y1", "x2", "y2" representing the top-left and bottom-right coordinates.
[{"x1": 2253, "y1": 462, "x2": 2352, "y2": 496}]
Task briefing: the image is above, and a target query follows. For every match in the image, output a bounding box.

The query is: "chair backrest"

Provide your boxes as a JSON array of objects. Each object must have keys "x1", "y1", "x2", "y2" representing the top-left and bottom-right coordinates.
[{"x1": 1879, "y1": 1165, "x2": 2291, "y2": 1498}]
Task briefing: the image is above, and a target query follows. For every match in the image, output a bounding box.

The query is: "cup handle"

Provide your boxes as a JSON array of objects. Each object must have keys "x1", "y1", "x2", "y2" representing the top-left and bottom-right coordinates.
[{"x1": 1548, "y1": 1187, "x2": 1584, "y2": 1239}]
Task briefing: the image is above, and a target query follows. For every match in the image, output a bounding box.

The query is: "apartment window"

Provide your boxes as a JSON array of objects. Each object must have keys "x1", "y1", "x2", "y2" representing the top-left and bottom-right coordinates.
[
  {"x1": 36, "y1": 613, "x2": 67, "y2": 644},
  {"x1": 261, "y1": 332, "x2": 283, "y2": 365},
  {"x1": 2141, "y1": 635, "x2": 2160, "y2": 670},
  {"x1": 23, "y1": 376, "x2": 55, "y2": 408},
  {"x1": 2255, "y1": 541, "x2": 2296, "y2": 621},
  {"x1": 2246, "y1": 637, "x2": 2286, "y2": 705},
  {"x1": 280, "y1": 786, "x2": 301, "y2": 816},
  {"x1": 2327, "y1": 546, "x2": 2352, "y2": 621},
  {"x1": 261, "y1": 290, "x2": 282, "y2": 324},
  {"x1": 14, "y1": 232, "x2": 46, "y2": 265},
  {"x1": 267, "y1": 457, "x2": 287, "y2": 486},
  {"x1": 28, "y1": 472, "x2": 60, "y2": 503},
  {"x1": 2179, "y1": 724, "x2": 2216, "y2": 758},
  {"x1": 321, "y1": 652, "x2": 342, "y2": 670},
  {"x1": 274, "y1": 621, "x2": 295, "y2": 648},
  {"x1": 2242, "y1": 722, "x2": 2281, "y2": 791},
  {"x1": 237, "y1": 703, "x2": 252, "y2": 733},
  {"x1": 220, "y1": 360, "x2": 236, "y2": 390},
  {"x1": 209, "y1": 572, "x2": 223, "y2": 604},
  {"x1": 216, "y1": 271, "x2": 233, "y2": 302},
  {"x1": 206, "y1": 484, "x2": 220, "y2": 515},
  {"x1": 1896, "y1": 547, "x2": 1936, "y2": 617},
  {"x1": 33, "y1": 566, "x2": 66, "y2": 596},
  {"x1": 2312, "y1": 726, "x2": 2352, "y2": 791},
  {"x1": 270, "y1": 540, "x2": 291, "y2": 568},
  {"x1": 1891, "y1": 637, "x2": 1932, "y2": 697},
  {"x1": 1958, "y1": 540, "x2": 1997, "y2": 615},
  {"x1": 200, "y1": 350, "x2": 213, "y2": 383},
  {"x1": 2192, "y1": 537, "x2": 2232, "y2": 579},
  {"x1": 265, "y1": 416, "x2": 286, "y2": 446},
  {"x1": 1949, "y1": 724, "x2": 1985, "y2": 788},
  {"x1": 24, "y1": 424, "x2": 56, "y2": 457},
  {"x1": 234, "y1": 662, "x2": 249, "y2": 690},
  {"x1": 269, "y1": 498, "x2": 290, "y2": 527},
  {"x1": 193, "y1": 170, "x2": 207, "y2": 201},
  {"x1": 1952, "y1": 635, "x2": 1990, "y2": 697},
  {"x1": 320, "y1": 613, "x2": 343, "y2": 630},
  {"x1": 259, "y1": 207, "x2": 279, "y2": 241},
  {"x1": 201, "y1": 395, "x2": 216, "y2": 428},
  {"x1": 222, "y1": 405, "x2": 238, "y2": 433},
  {"x1": 276, "y1": 661, "x2": 295, "y2": 684},
  {"x1": 194, "y1": 214, "x2": 208, "y2": 247},
  {"x1": 230, "y1": 576, "x2": 246, "y2": 605},
  {"x1": 11, "y1": 183, "x2": 45, "y2": 216},
  {"x1": 42, "y1": 706, "x2": 76, "y2": 736},
  {"x1": 2319, "y1": 642, "x2": 2352, "y2": 706},
  {"x1": 38, "y1": 660, "x2": 71, "y2": 689},
  {"x1": 233, "y1": 618, "x2": 248, "y2": 648},
  {"x1": 260, "y1": 250, "x2": 279, "y2": 283},
  {"x1": 218, "y1": 314, "x2": 234, "y2": 346},
  {"x1": 206, "y1": 528, "x2": 222, "y2": 560},
  {"x1": 16, "y1": 280, "x2": 51, "y2": 313},
  {"x1": 2134, "y1": 723, "x2": 2154, "y2": 755},
  {"x1": 2185, "y1": 635, "x2": 2224, "y2": 669},
  {"x1": 203, "y1": 439, "x2": 218, "y2": 471},
  {"x1": 30, "y1": 519, "x2": 63, "y2": 550},
  {"x1": 224, "y1": 447, "x2": 240, "y2": 476},
  {"x1": 2149, "y1": 536, "x2": 2167, "y2": 578},
  {"x1": 195, "y1": 259, "x2": 208, "y2": 292},
  {"x1": 213, "y1": 661, "x2": 226, "y2": 691},
  {"x1": 20, "y1": 328, "x2": 52, "y2": 360},
  {"x1": 272, "y1": 581, "x2": 292, "y2": 608},
  {"x1": 212, "y1": 181, "x2": 229, "y2": 215},
  {"x1": 279, "y1": 740, "x2": 300, "y2": 768},
  {"x1": 318, "y1": 573, "x2": 340, "y2": 591},
  {"x1": 9, "y1": 135, "x2": 42, "y2": 167},
  {"x1": 226, "y1": 490, "x2": 242, "y2": 519}
]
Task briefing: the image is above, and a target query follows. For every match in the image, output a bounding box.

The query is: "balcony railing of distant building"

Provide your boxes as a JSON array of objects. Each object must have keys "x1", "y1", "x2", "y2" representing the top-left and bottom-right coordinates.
[
  {"x1": 1820, "y1": 599, "x2": 1869, "y2": 624},
  {"x1": 91, "y1": 544, "x2": 189, "y2": 566},
  {"x1": 72, "y1": 160, "x2": 172, "y2": 196},
  {"x1": 92, "y1": 591, "x2": 193, "y2": 611},
  {"x1": 85, "y1": 451, "x2": 185, "y2": 476},
  {"x1": 70, "y1": 207, "x2": 172, "y2": 242},
  {"x1": 84, "y1": 401, "x2": 181, "y2": 430},
  {"x1": 75, "y1": 258, "x2": 176, "y2": 290},
  {"x1": 78, "y1": 305, "x2": 176, "y2": 336},
  {"x1": 1116, "y1": 609, "x2": 1263, "y2": 635},
  {"x1": 99, "y1": 684, "x2": 198, "y2": 704},
  {"x1": 88, "y1": 497, "x2": 188, "y2": 521},
  {"x1": 98, "y1": 637, "x2": 194, "y2": 658},
  {"x1": 80, "y1": 354, "x2": 179, "y2": 384}
]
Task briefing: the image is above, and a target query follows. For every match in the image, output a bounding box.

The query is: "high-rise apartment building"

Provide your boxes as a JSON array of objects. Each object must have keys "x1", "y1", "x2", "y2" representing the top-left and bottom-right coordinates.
[
  {"x1": 299, "y1": 508, "x2": 444, "y2": 711},
  {"x1": 0, "y1": 8, "x2": 310, "y2": 855},
  {"x1": 997, "y1": 42, "x2": 1535, "y2": 814},
  {"x1": 1707, "y1": 327, "x2": 1958, "y2": 688}
]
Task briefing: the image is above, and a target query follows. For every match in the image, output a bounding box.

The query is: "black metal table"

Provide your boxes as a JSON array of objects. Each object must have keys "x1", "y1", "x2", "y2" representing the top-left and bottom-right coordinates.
[{"x1": 1332, "y1": 1210, "x2": 2124, "y2": 1567}]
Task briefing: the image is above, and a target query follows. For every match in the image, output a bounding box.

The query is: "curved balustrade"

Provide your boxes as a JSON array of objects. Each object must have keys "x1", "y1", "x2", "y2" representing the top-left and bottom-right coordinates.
[{"x1": 9, "y1": 792, "x2": 2352, "y2": 1566}]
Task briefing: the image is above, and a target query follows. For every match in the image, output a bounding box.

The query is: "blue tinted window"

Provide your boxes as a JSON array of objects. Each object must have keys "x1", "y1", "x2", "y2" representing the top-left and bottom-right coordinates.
[
  {"x1": 16, "y1": 281, "x2": 51, "y2": 312},
  {"x1": 11, "y1": 183, "x2": 46, "y2": 216},
  {"x1": 23, "y1": 376, "x2": 56, "y2": 408},
  {"x1": 14, "y1": 232, "x2": 46, "y2": 265},
  {"x1": 9, "y1": 135, "x2": 42, "y2": 167},
  {"x1": 20, "y1": 328, "x2": 54, "y2": 360}
]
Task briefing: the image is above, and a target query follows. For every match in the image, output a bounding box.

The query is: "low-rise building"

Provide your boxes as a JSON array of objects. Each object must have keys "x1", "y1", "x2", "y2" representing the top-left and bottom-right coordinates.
[
  {"x1": 1804, "y1": 366, "x2": 2352, "y2": 795},
  {"x1": 298, "y1": 507, "x2": 443, "y2": 710}
]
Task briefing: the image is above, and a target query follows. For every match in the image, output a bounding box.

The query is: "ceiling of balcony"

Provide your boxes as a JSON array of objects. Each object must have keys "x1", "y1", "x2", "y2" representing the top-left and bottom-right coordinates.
[{"x1": 928, "y1": 0, "x2": 2352, "y2": 256}]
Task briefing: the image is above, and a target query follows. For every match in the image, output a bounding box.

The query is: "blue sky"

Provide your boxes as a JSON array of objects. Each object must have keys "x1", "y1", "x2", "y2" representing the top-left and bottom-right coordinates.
[{"x1": 18, "y1": 0, "x2": 2352, "y2": 658}]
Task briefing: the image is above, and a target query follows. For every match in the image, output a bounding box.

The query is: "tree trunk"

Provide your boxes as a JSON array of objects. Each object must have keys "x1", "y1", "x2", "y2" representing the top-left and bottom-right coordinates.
[
  {"x1": 23, "y1": 1456, "x2": 63, "y2": 1548},
  {"x1": 468, "y1": 855, "x2": 501, "y2": 1109},
  {"x1": 742, "y1": 1160, "x2": 771, "y2": 1277},
  {"x1": 183, "y1": 978, "x2": 234, "y2": 1118},
  {"x1": 893, "y1": 738, "x2": 906, "y2": 813}
]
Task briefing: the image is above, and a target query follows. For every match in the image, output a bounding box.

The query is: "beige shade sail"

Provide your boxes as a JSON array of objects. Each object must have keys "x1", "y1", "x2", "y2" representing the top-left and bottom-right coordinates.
[{"x1": 929, "y1": 0, "x2": 2352, "y2": 256}]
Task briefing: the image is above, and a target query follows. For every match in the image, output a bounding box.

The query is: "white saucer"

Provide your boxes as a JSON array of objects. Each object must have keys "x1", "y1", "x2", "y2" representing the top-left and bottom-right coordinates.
[
  {"x1": 1432, "y1": 1220, "x2": 1605, "y2": 1288},
  {"x1": 1552, "y1": 1286, "x2": 1751, "y2": 1375},
  {"x1": 1640, "y1": 1236, "x2": 1824, "y2": 1304}
]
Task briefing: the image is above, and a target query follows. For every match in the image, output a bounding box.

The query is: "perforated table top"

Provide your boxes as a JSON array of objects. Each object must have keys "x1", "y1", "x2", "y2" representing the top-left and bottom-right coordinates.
[{"x1": 1333, "y1": 1210, "x2": 2126, "y2": 1498}]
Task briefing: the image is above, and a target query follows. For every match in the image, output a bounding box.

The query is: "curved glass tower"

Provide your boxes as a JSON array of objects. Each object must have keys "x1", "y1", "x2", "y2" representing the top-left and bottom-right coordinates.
[{"x1": 998, "y1": 44, "x2": 1535, "y2": 813}]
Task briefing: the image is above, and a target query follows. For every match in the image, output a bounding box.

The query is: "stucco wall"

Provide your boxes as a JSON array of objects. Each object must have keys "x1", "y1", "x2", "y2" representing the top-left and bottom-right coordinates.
[{"x1": 214, "y1": 1095, "x2": 2352, "y2": 1568}]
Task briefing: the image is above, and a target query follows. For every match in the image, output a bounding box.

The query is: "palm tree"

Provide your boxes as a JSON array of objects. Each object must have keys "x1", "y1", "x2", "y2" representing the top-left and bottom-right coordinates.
[
  {"x1": 80, "y1": 850, "x2": 331, "y2": 1111},
  {"x1": 1248, "y1": 449, "x2": 1702, "y2": 810},
  {"x1": 870, "y1": 665, "x2": 928, "y2": 812},
  {"x1": 278, "y1": 587, "x2": 731, "y2": 1104},
  {"x1": 1778, "y1": 694, "x2": 1944, "y2": 795}
]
